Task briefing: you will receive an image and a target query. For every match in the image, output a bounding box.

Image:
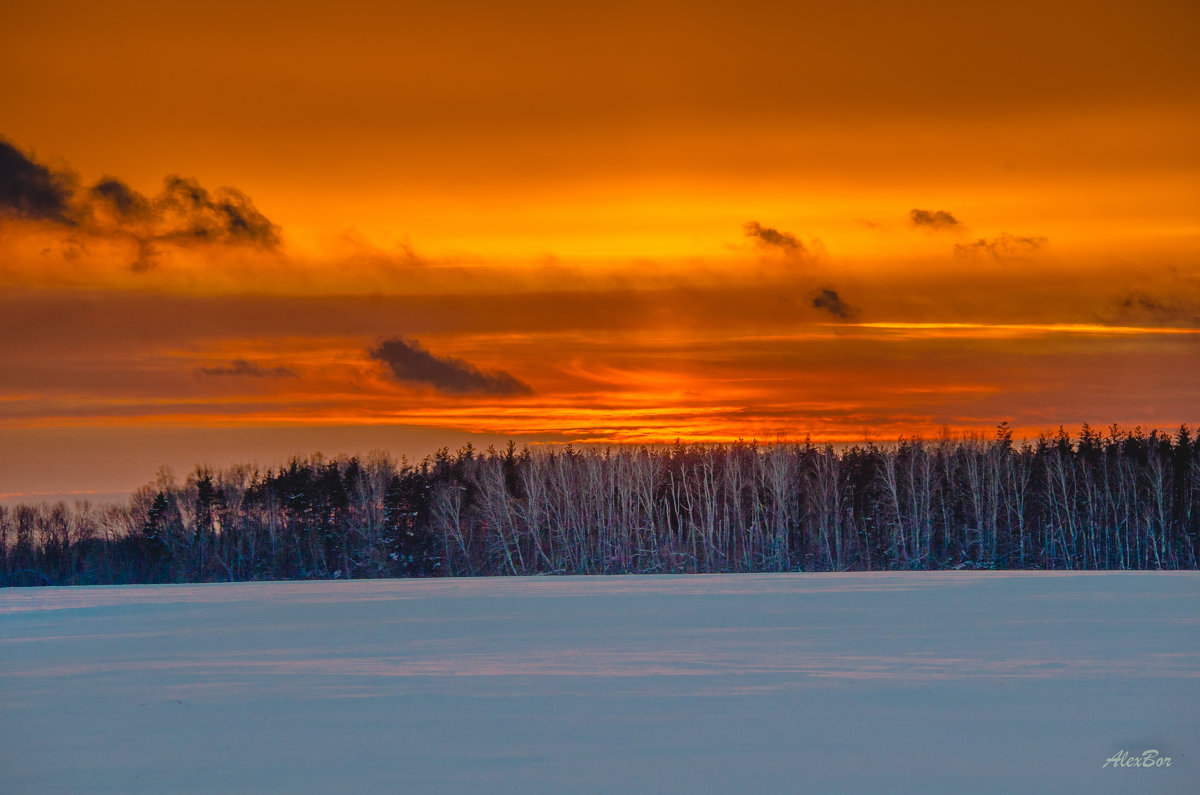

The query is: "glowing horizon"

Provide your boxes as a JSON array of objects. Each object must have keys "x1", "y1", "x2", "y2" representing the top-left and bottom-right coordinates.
[{"x1": 1, "y1": 0, "x2": 1197, "y2": 498}]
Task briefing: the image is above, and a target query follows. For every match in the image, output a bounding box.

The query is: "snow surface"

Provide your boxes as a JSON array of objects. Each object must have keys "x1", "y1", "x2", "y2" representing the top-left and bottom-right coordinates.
[{"x1": 2, "y1": 572, "x2": 1197, "y2": 794}]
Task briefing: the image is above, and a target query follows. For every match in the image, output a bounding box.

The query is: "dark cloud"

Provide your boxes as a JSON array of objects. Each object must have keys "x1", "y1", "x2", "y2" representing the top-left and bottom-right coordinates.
[
  {"x1": 157, "y1": 176, "x2": 279, "y2": 247},
  {"x1": 1120, "y1": 292, "x2": 1166, "y2": 315},
  {"x1": 954, "y1": 233, "x2": 1046, "y2": 260},
  {"x1": 810, "y1": 287, "x2": 857, "y2": 320},
  {"x1": 90, "y1": 178, "x2": 151, "y2": 221},
  {"x1": 1, "y1": 136, "x2": 280, "y2": 267},
  {"x1": 909, "y1": 209, "x2": 959, "y2": 229},
  {"x1": 1108, "y1": 291, "x2": 1200, "y2": 326},
  {"x1": 129, "y1": 239, "x2": 158, "y2": 274},
  {"x1": 370, "y1": 337, "x2": 532, "y2": 396},
  {"x1": 197, "y1": 358, "x2": 298, "y2": 378},
  {"x1": 744, "y1": 221, "x2": 806, "y2": 256},
  {"x1": 0, "y1": 139, "x2": 74, "y2": 224}
]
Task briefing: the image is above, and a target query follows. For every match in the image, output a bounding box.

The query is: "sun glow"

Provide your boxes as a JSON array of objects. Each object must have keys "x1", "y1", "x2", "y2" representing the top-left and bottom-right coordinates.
[{"x1": 2, "y1": 0, "x2": 1198, "y2": 498}]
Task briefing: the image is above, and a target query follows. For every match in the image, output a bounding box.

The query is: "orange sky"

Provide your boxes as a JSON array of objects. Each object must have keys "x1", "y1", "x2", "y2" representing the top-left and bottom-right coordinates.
[{"x1": 1, "y1": 0, "x2": 1198, "y2": 501}]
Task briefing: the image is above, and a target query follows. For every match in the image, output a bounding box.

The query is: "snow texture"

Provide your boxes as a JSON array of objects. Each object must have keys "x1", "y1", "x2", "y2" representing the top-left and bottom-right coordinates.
[{"x1": 2, "y1": 572, "x2": 1197, "y2": 793}]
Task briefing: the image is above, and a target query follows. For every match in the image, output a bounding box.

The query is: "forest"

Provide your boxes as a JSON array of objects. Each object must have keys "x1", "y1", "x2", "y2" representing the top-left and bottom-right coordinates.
[{"x1": 2, "y1": 424, "x2": 1197, "y2": 586}]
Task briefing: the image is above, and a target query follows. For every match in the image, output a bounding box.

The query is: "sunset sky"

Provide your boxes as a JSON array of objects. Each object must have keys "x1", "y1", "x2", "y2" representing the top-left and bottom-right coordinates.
[{"x1": 2, "y1": 0, "x2": 1198, "y2": 502}]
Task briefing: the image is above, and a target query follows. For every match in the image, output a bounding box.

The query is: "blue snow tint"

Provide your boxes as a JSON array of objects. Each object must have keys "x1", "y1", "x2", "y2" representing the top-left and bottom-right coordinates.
[{"x1": 1, "y1": 572, "x2": 1197, "y2": 794}]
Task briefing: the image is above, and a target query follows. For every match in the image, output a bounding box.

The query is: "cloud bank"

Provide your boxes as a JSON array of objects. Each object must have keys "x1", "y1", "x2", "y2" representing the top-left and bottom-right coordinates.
[{"x1": 1, "y1": 137, "x2": 279, "y2": 270}]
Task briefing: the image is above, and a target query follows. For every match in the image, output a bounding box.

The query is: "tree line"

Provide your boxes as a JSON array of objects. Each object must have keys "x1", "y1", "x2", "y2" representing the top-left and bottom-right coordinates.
[{"x1": 2, "y1": 424, "x2": 1197, "y2": 586}]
